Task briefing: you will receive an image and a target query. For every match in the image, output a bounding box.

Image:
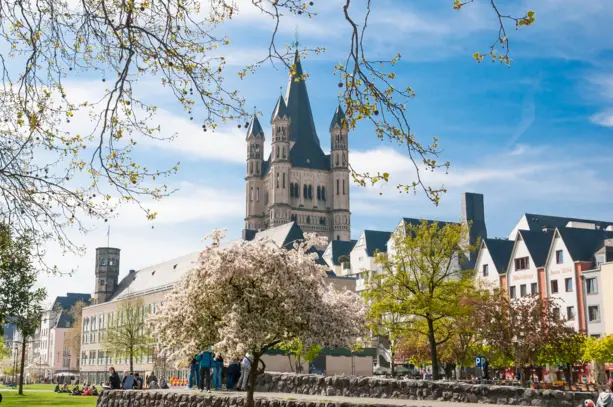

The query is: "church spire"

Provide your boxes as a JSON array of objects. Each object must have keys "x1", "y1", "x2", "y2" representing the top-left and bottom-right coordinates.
[
  {"x1": 245, "y1": 114, "x2": 264, "y2": 141},
  {"x1": 284, "y1": 51, "x2": 320, "y2": 145},
  {"x1": 270, "y1": 95, "x2": 288, "y2": 123},
  {"x1": 329, "y1": 104, "x2": 347, "y2": 131}
]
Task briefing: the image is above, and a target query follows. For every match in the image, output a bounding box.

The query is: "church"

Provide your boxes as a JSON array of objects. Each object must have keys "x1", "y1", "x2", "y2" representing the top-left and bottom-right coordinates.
[{"x1": 243, "y1": 52, "x2": 351, "y2": 242}]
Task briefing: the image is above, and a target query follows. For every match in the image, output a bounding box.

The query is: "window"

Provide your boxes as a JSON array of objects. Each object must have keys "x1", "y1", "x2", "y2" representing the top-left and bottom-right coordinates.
[
  {"x1": 589, "y1": 306, "x2": 600, "y2": 322},
  {"x1": 531, "y1": 282, "x2": 538, "y2": 295},
  {"x1": 100, "y1": 258, "x2": 106, "y2": 265},
  {"x1": 591, "y1": 334, "x2": 601, "y2": 338},
  {"x1": 276, "y1": 173, "x2": 279, "y2": 188},
  {"x1": 514, "y1": 257, "x2": 529, "y2": 270},
  {"x1": 282, "y1": 173, "x2": 286, "y2": 188},
  {"x1": 308, "y1": 185, "x2": 312, "y2": 199},
  {"x1": 482, "y1": 264, "x2": 489, "y2": 277},
  {"x1": 304, "y1": 184, "x2": 308, "y2": 198},
  {"x1": 249, "y1": 187, "x2": 253, "y2": 201},
  {"x1": 587, "y1": 278, "x2": 598, "y2": 294},
  {"x1": 567, "y1": 306, "x2": 575, "y2": 321},
  {"x1": 342, "y1": 179, "x2": 346, "y2": 195},
  {"x1": 99, "y1": 279, "x2": 105, "y2": 286},
  {"x1": 336, "y1": 179, "x2": 339, "y2": 195},
  {"x1": 317, "y1": 186, "x2": 321, "y2": 200},
  {"x1": 556, "y1": 250, "x2": 564, "y2": 264},
  {"x1": 520, "y1": 284, "x2": 527, "y2": 297},
  {"x1": 565, "y1": 277, "x2": 573, "y2": 292},
  {"x1": 510, "y1": 286, "x2": 516, "y2": 299},
  {"x1": 553, "y1": 307, "x2": 560, "y2": 321},
  {"x1": 336, "y1": 235, "x2": 340, "y2": 240},
  {"x1": 321, "y1": 186, "x2": 326, "y2": 201},
  {"x1": 551, "y1": 279, "x2": 559, "y2": 294},
  {"x1": 256, "y1": 187, "x2": 259, "y2": 202}
]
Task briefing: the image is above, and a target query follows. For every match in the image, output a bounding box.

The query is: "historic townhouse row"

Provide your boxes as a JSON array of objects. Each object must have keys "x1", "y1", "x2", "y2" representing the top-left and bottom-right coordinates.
[{"x1": 475, "y1": 214, "x2": 613, "y2": 337}]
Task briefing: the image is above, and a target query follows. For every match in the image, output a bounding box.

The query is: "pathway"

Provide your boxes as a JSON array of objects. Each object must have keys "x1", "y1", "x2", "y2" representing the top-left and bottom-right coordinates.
[{"x1": 172, "y1": 388, "x2": 511, "y2": 407}]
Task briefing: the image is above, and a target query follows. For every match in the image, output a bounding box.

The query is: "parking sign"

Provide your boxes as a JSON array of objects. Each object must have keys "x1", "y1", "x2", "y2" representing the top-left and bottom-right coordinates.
[{"x1": 475, "y1": 356, "x2": 486, "y2": 367}]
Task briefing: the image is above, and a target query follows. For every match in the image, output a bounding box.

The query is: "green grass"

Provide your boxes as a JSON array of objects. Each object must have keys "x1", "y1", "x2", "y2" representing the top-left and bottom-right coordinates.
[{"x1": 0, "y1": 385, "x2": 97, "y2": 406}]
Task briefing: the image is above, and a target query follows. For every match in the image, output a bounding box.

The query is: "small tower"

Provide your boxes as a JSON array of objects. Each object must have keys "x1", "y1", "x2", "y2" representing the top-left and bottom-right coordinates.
[
  {"x1": 330, "y1": 105, "x2": 351, "y2": 241},
  {"x1": 268, "y1": 95, "x2": 291, "y2": 227},
  {"x1": 245, "y1": 114, "x2": 265, "y2": 230},
  {"x1": 94, "y1": 247, "x2": 120, "y2": 304}
]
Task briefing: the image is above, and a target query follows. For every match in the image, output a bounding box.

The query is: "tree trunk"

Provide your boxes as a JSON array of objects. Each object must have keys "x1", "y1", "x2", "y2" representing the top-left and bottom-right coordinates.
[
  {"x1": 246, "y1": 353, "x2": 261, "y2": 407},
  {"x1": 426, "y1": 318, "x2": 439, "y2": 380},
  {"x1": 390, "y1": 349, "x2": 395, "y2": 378},
  {"x1": 18, "y1": 336, "x2": 26, "y2": 395},
  {"x1": 130, "y1": 349, "x2": 134, "y2": 373}
]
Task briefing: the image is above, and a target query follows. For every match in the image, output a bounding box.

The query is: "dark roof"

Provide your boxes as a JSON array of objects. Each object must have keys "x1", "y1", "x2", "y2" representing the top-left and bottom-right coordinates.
[
  {"x1": 482, "y1": 238, "x2": 514, "y2": 274},
  {"x1": 245, "y1": 114, "x2": 264, "y2": 141},
  {"x1": 523, "y1": 213, "x2": 613, "y2": 233},
  {"x1": 363, "y1": 230, "x2": 392, "y2": 257},
  {"x1": 270, "y1": 95, "x2": 288, "y2": 122},
  {"x1": 55, "y1": 311, "x2": 74, "y2": 329},
  {"x1": 517, "y1": 229, "x2": 554, "y2": 268},
  {"x1": 557, "y1": 227, "x2": 613, "y2": 263},
  {"x1": 53, "y1": 293, "x2": 90, "y2": 311},
  {"x1": 329, "y1": 105, "x2": 347, "y2": 131},
  {"x1": 328, "y1": 240, "x2": 357, "y2": 265}
]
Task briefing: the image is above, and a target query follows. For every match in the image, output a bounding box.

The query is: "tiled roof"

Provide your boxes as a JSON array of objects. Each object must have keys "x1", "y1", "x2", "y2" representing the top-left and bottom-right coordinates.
[
  {"x1": 327, "y1": 239, "x2": 357, "y2": 266},
  {"x1": 363, "y1": 230, "x2": 392, "y2": 257},
  {"x1": 285, "y1": 51, "x2": 320, "y2": 145},
  {"x1": 523, "y1": 213, "x2": 613, "y2": 232},
  {"x1": 517, "y1": 229, "x2": 554, "y2": 268},
  {"x1": 401, "y1": 217, "x2": 458, "y2": 228},
  {"x1": 482, "y1": 238, "x2": 514, "y2": 274},
  {"x1": 557, "y1": 227, "x2": 613, "y2": 263},
  {"x1": 53, "y1": 293, "x2": 91, "y2": 311}
]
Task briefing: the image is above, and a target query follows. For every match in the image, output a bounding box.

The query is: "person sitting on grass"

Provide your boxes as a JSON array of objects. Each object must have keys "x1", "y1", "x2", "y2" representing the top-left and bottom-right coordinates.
[
  {"x1": 91, "y1": 385, "x2": 99, "y2": 396},
  {"x1": 70, "y1": 385, "x2": 82, "y2": 396},
  {"x1": 54, "y1": 384, "x2": 60, "y2": 393}
]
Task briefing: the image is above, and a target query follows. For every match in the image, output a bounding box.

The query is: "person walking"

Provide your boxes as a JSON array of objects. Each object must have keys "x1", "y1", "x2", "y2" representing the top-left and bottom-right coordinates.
[
  {"x1": 237, "y1": 354, "x2": 253, "y2": 391},
  {"x1": 226, "y1": 359, "x2": 241, "y2": 391},
  {"x1": 188, "y1": 355, "x2": 199, "y2": 389},
  {"x1": 212, "y1": 354, "x2": 224, "y2": 391},
  {"x1": 108, "y1": 367, "x2": 121, "y2": 390},
  {"x1": 196, "y1": 348, "x2": 213, "y2": 392}
]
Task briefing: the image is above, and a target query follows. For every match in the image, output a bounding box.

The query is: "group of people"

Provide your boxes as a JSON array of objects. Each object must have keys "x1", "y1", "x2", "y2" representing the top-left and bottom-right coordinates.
[
  {"x1": 105, "y1": 367, "x2": 169, "y2": 390},
  {"x1": 55, "y1": 382, "x2": 99, "y2": 396},
  {"x1": 188, "y1": 348, "x2": 253, "y2": 393}
]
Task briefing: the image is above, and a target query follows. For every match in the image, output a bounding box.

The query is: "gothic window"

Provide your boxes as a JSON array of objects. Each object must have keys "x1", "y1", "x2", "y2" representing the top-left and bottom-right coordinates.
[
  {"x1": 317, "y1": 186, "x2": 321, "y2": 200},
  {"x1": 283, "y1": 173, "x2": 286, "y2": 188},
  {"x1": 335, "y1": 154, "x2": 339, "y2": 166},
  {"x1": 275, "y1": 146, "x2": 279, "y2": 158},
  {"x1": 322, "y1": 186, "x2": 326, "y2": 201},
  {"x1": 256, "y1": 162, "x2": 260, "y2": 174},
  {"x1": 343, "y1": 179, "x2": 346, "y2": 195},
  {"x1": 342, "y1": 153, "x2": 347, "y2": 166},
  {"x1": 256, "y1": 187, "x2": 260, "y2": 202},
  {"x1": 336, "y1": 179, "x2": 339, "y2": 195},
  {"x1": 308, "y1": 185, "x2": 313, "y2": 199},
  {"x1": 276, "y1": 173, "x2": 279, "y2": 189},
  {"x1": 290, "y1": 183, "x2": 294, "y2": 198},
  {"x1": 306, "y1": 216, "x2": 310, "y2": 224},
  {"x1": 294, "y1": 183, "x2": 299, "y2": 198},
  {"x1": 249, "y1": 161, "x2": 253, "y2": 174},
  {"x1": 303, "y1": 184, "x2": 308, "y2": 198}
]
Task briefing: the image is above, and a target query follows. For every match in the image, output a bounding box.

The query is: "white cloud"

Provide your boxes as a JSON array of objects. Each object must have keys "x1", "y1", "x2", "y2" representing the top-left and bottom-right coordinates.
[{"x1": 590, "y1": 112, "x2": 613, "y2": 127}]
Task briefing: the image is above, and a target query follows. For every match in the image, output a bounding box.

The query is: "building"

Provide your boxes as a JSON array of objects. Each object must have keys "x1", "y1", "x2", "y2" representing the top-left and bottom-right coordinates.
[
  {"x1": 474, "y1": 238, "x2": 514, "y2": 290},
  {"x1": 243, "y1": 51, "x2": 351, "y2": 242},
  {"x1": 322, "y1": 239, "x2": 357, "y2": 276},
  {"x1": 348, "y1": 230, "x2": 392, "y2": 292},
  {"x1": 79, "y1": 222, "x2": 364, "y2": 384}
]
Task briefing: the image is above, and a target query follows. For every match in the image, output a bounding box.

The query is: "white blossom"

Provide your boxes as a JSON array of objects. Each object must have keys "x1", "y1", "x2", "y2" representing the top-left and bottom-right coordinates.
[{"x1": 148, "y1": 229, "x2": 366, "y2": 364}]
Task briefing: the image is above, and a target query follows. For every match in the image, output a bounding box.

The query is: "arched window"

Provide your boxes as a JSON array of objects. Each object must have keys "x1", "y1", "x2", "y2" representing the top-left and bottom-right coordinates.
[
  {"x1": 249, "y1": 161, "x2": 253, "y2": 174},
  {"x1": 342, "y1": 179, "x2": 346, "y2": 195},
  {"x1": 336, "y1": 179, "x2": 339, "y2": 195},
  {"x1": 317, "y1": 186, "x2": 321, "y2": 200},
  {"x1": 306, "y1": 216, "x2": 310, "y2": 224},
  {"x1": 335, "y1": 154, "x2": 339, "y2": 166},
  {"x1": 295, "y1": 183, "x2": 299, "y2": 198},
  {"x1": 249, "y1": 187, "x2": 253, "y2": 201},
  {"x1": 256, "y1": 162, "x2": 260, "y2": 174},
  {"x1": 276, "y1": 173, "x2": 279, "y2": 189},
  {"x1": 256, "y1": 187, "x2": 260, "y2": 202},
  {"x1": 303, "y1": 184, "x2": 308, "y2": 198},
  {"x1": 337, "y1": 235, "x2": 340, "y2": 240},
  {"x1": 342, "y1": 153, "x2": 347, "y2": 166},
  {"x1": 282, "y1": 173, "x2": 286, "y2": 188},
  {"x1": 308, "y1": 185, "x2": 312, "y2": 199},
  {"x1": 290, "y1": 183, "x2": 294, "y2": 198}
]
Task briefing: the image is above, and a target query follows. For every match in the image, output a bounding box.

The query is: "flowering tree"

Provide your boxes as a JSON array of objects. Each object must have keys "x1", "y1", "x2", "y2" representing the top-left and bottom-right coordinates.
[{"x1": 149, "y1": 229, "x2": 365, "y2": 407}]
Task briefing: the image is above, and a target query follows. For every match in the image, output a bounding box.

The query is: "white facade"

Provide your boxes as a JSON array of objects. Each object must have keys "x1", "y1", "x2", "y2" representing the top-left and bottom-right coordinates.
[
  {"x1": 545, "y1": 234, "x2": 579, "y2": 331},
  {"x1": 507, "y1": 233, "x2": 540, "y2": 300},
  {"x1": 474, "y1": 242, "x2": 501, "y2": 290},
  {"x1": 581, "y1": 268, "x2": 604, "y2": 337},
  {"x1": 508, "y1": 215, "x2": 530, "y2": 240}
]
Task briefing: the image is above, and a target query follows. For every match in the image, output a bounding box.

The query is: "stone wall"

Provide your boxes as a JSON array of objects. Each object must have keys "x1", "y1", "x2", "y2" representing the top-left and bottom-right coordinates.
[{"x1": 255, "y1": 372, "x2": 598, "y2": 406}]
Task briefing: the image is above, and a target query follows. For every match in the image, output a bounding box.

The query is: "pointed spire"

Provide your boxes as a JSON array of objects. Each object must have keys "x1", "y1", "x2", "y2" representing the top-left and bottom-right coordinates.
[
  {"x1": 270, "y1": 95, "x2": 288, "y2": 123},
  {"x1": 285, "y1": 50, "x2": 319, "y2": 145},
  {"x1": 329, "y1": 104, "x2": 347, "y2": 131},
  {"x1": 245, "y1": 114, "x2": 264, "y2": 141}
]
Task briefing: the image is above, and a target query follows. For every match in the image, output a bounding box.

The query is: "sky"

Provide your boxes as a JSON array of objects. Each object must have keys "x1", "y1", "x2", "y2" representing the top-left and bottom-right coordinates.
[{"x1": 33, "y1": 0, "x2": 613, "y2": 301}]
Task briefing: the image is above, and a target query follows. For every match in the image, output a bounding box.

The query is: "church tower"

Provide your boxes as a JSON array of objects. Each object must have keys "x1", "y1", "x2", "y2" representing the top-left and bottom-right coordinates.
[
  {"x1": 94, "y1": 247, "x2": 120, "y2": 304},
  {"x1": 245, "y1": 114, "x2": 265, "y2": 230},
  {"x1": 243, "y1": 51, "x2": 351, "y2": 242},
  {"x1": 330, "y1": 105, "x2": 351, "y2": 241}
]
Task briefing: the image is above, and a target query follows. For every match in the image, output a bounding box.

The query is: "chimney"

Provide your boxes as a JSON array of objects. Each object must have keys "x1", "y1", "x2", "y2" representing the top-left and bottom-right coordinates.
[
  {"x1": 129, "y1": 269, "x2": 136, "y2": 274},
  {"x1": 462, "y1": 192, "x2": 487, "y2": 268}
]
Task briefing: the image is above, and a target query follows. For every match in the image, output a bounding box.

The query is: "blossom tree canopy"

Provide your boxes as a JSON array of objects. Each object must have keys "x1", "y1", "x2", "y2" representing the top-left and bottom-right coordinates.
[{"x1": 149, "y1": 228, "x2": 366, "y2": 364}]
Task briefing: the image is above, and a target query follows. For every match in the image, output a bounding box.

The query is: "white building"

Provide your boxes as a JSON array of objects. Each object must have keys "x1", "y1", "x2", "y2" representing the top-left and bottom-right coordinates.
[{"x1": 474, "y1": 238, "x2": 514, "y2": 290}]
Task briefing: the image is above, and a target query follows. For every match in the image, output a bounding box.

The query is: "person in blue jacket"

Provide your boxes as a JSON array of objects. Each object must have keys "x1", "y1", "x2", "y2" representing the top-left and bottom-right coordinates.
[
  {"x1": 188, "y1": 355, "x2": 199, "y2": 389},
  {"x1": 212, "y1": 354, "x2": 224, "y2": 391},
  {"x1": 196, "y1": 348, "x2": 213, "y2": 392}
]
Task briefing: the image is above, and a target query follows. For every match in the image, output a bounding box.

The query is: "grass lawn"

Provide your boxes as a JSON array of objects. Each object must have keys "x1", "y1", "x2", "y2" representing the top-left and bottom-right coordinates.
[{"x1": 0, "y1": 385, "x2": 97, "y2": 406}]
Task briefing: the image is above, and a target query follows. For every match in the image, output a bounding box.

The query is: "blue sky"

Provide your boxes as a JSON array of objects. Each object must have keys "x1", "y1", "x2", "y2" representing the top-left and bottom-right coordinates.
[{"x1": 37, "y1": 0, "x2": 613, "y2": 301}]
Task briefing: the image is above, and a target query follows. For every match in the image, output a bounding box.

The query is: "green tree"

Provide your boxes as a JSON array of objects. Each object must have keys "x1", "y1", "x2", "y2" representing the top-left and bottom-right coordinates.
[
  {"x1": 104, "y1": 297, "x2": 153, "y2": 373},
  {"x1": 0, "y1": 1, "x2": 534, "y2": 255},
  {"x1": 365, "y1": 220, "x2": 476, "y2": 380},
  {"x1": 65, "y1": 300, "x2": 88, "y2": 369},
  {"x1": 539, "y1": 332, "x2": 587, "y2": 387},
  {"x1": 584, "y1": 335, "x2": 613, "y2": 384},
  {"x1": 276, "y1": 339, "x2": 321, "y2": 374}
]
